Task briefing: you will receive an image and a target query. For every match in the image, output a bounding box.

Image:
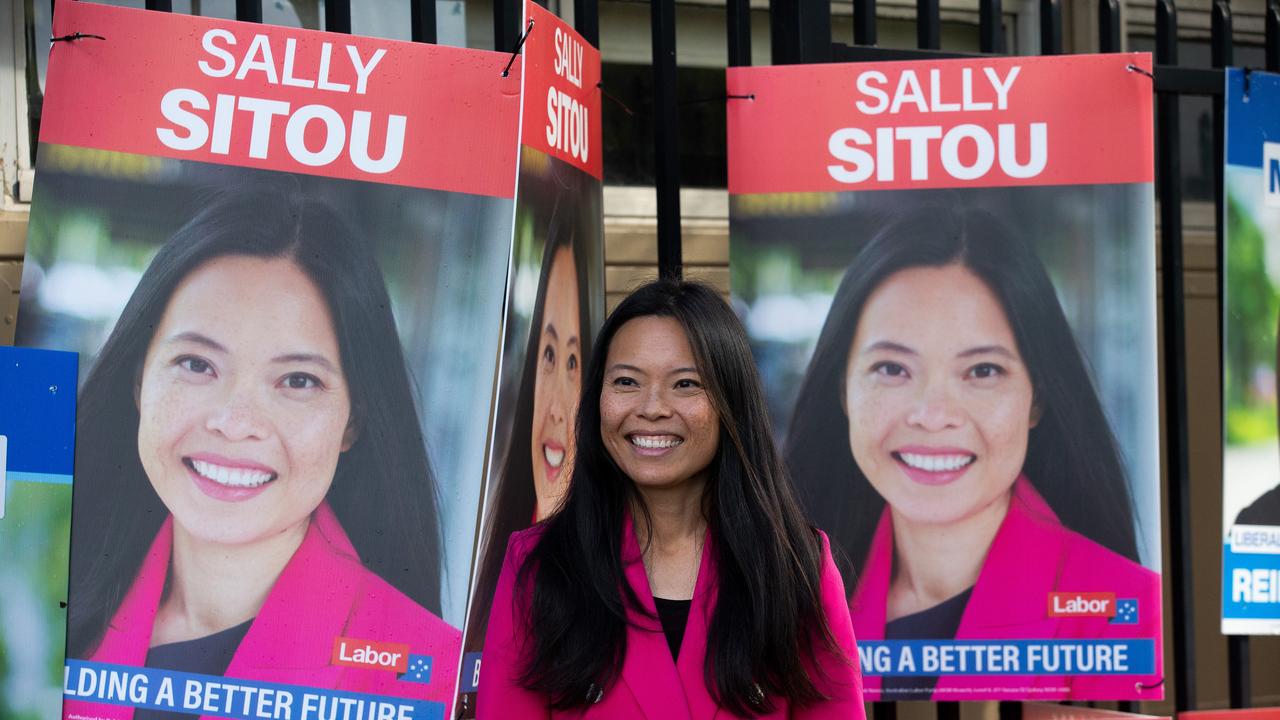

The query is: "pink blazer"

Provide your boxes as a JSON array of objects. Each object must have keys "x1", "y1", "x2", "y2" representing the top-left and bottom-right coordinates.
[
  {"x1": 851, "y1": 478, "x2": 1163, "y2": 701},
  {"x1": 477, "y1": 515, "x2": 865, "y2": 719},
  {"x1": 63, "y1": 503, "x2": 462, "y2": 720}
]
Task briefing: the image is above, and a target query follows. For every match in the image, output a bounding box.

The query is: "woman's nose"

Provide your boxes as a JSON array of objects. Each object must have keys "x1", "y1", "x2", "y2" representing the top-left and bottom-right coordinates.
[
  {"x1": 205, "y1": 389, "x2": 271, "y2": 441},
  {"x1": 906, "y1": 382, "x2": 964, "y2": 431},
  {"x1": 637, "y1": 386, "x2": 673, "y2": 420}
]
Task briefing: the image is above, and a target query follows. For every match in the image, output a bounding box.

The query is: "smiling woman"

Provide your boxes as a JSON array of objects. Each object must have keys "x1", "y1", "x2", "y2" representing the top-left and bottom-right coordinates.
[
  {"x1": 477, "y1": 280, "x2": 865, "y2": 719},
  {"x1": 785, "y1": 204, "x2": 1161, "y2": 700},
  {"x1": 62, "y1": 182, "x2": 460, "y2": 716}
]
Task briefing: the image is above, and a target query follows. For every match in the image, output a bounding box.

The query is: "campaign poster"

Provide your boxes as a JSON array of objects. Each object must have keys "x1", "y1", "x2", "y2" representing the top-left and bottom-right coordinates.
[
  {"x1": 455, "y1": 2, "x2": 603, "y2": 714},
  {"x1": 0, "y1": 347, "x2": 77, "y2": 720},
  {"x1": 728, "y1": 54, "x2": 1163, "y2": 700},
  {"x1": 1221, "y1": 67, "x2": 1280, "y2": 635},
  {"x1": 19, "y1": 4, "x2": 523, "y2": 719}
]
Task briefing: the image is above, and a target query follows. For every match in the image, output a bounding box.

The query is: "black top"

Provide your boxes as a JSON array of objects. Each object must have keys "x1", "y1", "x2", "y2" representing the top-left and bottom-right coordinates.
[
  {"x1": 134, "y1": 619, "x2": 254, "y2": 720},
  {"x1": 1236, "y1": 485, "x2": 1280, "y2": 526},
  {"x1": 881, "y1": 587, "x2": 973, "y2": 701},
  {"x1": 653, "y1": 596, "x2": 693, "y2": 661}
]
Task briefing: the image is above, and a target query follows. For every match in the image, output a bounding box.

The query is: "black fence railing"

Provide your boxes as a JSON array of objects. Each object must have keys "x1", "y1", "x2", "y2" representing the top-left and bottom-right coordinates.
[{"x1": 28, "y1": 0, "x2": 1280, "y2": 714}]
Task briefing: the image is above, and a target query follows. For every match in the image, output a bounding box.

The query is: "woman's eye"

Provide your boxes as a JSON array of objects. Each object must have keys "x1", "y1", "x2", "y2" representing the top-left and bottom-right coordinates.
[
  {"x1": 611, "y1": 376, "x2": 637, "y2": 387},
  {"x1": 542, "y1": 344, "x2": 556, "y2": 366},
  {"x1": 968, "y1": 363, "x2": 1005, "y2": 380},
  {"x1": 871, "y1": 361, "x2": 908, "y2": 379},
  {"x1": 282, "y1": 373, "x2": 322, "y2": 390},
  {"x1": 674, "y1": 378, "x2": 701, "y2": 390},
  {"x1": 177, "y1": 356, "x2": 214, "y2": 376},
  {"x1": 567, "y1": 354, "x2": 578, "y2": 372}
]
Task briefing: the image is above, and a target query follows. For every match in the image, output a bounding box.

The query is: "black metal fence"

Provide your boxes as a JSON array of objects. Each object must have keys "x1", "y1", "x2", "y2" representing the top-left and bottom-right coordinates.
[{"x1": 32, "y1": 0, "x2": 1280, "y2": 714}]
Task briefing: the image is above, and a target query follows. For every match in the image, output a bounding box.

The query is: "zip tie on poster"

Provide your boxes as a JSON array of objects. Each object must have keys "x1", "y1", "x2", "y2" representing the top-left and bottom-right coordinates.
[
  {"x1": 1126, "y1": 63, "x2": 1154, "y2": 80},
  {"x1": 597, "y1": 82, "x2": 635, "y2": 116},
  {"x1": 1135, "y1": 678, "x2": 1165, "y2": 692},
  {"x1": 50, "y1": 32, "x2": 106, "y2": 43},
  {"x1": 501, "y1": 19, "x2": 535, "y2": 78}
]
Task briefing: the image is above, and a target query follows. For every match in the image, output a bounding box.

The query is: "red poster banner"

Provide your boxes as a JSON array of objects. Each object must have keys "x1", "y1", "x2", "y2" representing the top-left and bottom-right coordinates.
[
  {"x1": 41, "y1": 1, "x2": 521, "y2": 197},
  {"x1": 727, "y1": 53, "x2": 1154, "y2": 194},
  {"x1": 520, "y1": 1, "x2": 602, "y2": 179}
]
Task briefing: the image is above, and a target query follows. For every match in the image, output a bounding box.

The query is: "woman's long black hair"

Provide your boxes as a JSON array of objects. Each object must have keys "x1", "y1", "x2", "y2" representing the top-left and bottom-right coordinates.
[
  {"x1": 786, "y1": 204, "x2": 1139, "y2": 584},
  {"x1": 463, "y1": 194, "x2": 593, "y2": 655},
  {"x1": 68, "y1": 180, "x2": 443, "y2": 658},
  {"x1": 516, "y1": 280, "x2": 840, "y2": 716}
]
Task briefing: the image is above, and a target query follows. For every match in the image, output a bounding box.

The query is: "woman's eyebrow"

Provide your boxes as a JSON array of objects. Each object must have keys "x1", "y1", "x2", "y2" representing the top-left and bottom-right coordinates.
[
  {"x1": 862, "y1": 340, "x2": 916, "y2": 356},
  {"x1": 607, "y1": 363, "x2": 646, "y2": 375},
  {"x1": 272, "y1": 353, "x2": 339, "y2": 372},
  {"x1": 166, "y1": 331, "x2": 226, "y2": 353},
  {"x1": 957, "y1": 345, "x2": 1016, "y2": 359}
]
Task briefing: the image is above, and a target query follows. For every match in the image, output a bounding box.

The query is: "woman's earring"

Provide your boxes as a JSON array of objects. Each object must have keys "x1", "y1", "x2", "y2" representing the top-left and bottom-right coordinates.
[{"x1": 585, "y1": 683, "x2": 604, "y2": 704}]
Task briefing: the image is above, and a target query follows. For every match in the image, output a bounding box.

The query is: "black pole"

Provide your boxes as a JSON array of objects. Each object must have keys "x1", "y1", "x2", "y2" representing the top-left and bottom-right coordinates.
[
  {"x1": 652, "y1": 0, "x2": 681, "y2": 279},
  {"x1": 770, "y1": 0, "x2": 831, "y2": 64},
  {"x1": 1156, "y1": 0, "x2": 1196, "y2": 710},
  {"x1": 1099, "y1": 0, "x2": 1121, "y2": 52},
  {"x1": 236, "y1": 0, "x2": 262, "y2": 22},
  {"x1": 325, "y1": 0, "x2": 350, "y2": 34},
  {"x1": 411, "y1": 0, "x2": 437, "y2": 43},
  {"x1": 979, "y1": 0, "x2": 1004, "y2": 53},
  {"x1": 1040, "y1": 0, "x2": 1062, "y2": 54},
  {"x1": 727, "y1": 0, "x2": 752, "y2": 66},
  {"x1": 917, "y1": 0, "x2": 941, "y2": 49},
  {"x1": 144, "y1": 0, "x2": 172, "y2": 11},
  {"x1": 1267, "y1": 0, "x2": 1280, "y2": 72},
  {"x1": 1211, "y1": 2, "x2": 1251, "y2": 705},
  {"x1": 494, "y1": 0, "x2": 520, "y2": 52},
  {"x1": 937, "y1": 702, "x2": 960, "y2": 720},
  {"x1": 575, "y1": 0, "x2": 599, "y2": 47},
  {"x1": 855, "y1": 0, "x2": 877, "y2": 46}
]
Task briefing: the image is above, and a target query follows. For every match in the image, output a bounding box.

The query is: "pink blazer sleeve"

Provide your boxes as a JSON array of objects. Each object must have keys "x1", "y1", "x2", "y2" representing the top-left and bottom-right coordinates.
[
  {"x1": 795, "y1": 531, "x2": 866, "y2": 720},
  {"x1": 476, "y1": 532, "x2": 551, "y2": 720}
]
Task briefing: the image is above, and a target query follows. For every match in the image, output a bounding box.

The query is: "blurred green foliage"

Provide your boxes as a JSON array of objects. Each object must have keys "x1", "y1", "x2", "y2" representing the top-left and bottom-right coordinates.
[{"x1": 1225, "y1": 190, "x2": 1280, "y2": 445}]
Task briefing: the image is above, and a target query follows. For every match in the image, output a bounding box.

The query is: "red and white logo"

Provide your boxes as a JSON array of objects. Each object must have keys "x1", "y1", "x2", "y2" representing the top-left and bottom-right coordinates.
[
  {"x1": 1047, "y1": 592, "x2": 1116, "y2": 618},
  {"x1": 331, "y1": 636, "x2": 410, "y2": 673}
]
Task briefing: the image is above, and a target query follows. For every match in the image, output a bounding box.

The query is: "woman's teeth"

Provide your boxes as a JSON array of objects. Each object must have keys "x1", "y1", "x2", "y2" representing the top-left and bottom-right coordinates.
[
  {"x1": 897, "y1": 452, "x2": 974, "y2": 472},
  {"x1": 630, "y1": 435, "x2": 682, "y2": 449},
  {"x1": 191, "y1": 459, "x2": 275, "y2": 488},
  {"x1": 543, "y1": 445, "x2": 565, "y2": 468}
]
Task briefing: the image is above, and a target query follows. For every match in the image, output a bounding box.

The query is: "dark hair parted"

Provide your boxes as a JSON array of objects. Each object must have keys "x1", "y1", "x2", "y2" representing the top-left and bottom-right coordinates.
[
  {"x1": 464, "y1": 195, "x2": 594, "y2": 654},
  {"x1": 516, "y1": 279, "x2": 840, "y2": 716},
  {"x1": 786, "y1": 204, "x2": 1139, "y2": 584},
  {"x1": 68, "y1": 180, "x2": 443, "y2": 658}
]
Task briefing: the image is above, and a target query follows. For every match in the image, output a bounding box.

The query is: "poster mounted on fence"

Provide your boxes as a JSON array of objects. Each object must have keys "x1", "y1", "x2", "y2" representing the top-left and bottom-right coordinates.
[
  {"x1": 1221, "y1": 66, "x2": 1280, "y2": 636},
  {"x1": 0, "y1": 347, "x2": 77, "y2": 720},
  {"x1": 456, "y1": 2, "x2": 603, "y2": 715},
  {"x1": 727, "y1": 53, "x2": 1163, "y2": 701},
  {"x1": 20, "y1": 3, "x2": 524, "y2": 718}
]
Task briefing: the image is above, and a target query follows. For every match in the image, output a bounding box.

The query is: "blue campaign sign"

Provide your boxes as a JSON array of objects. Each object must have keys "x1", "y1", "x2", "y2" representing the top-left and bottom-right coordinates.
[
  {"x1": 0, "y1": 345, "x2": 78, "y2": 719},
  {"x1": 0, "y1": 345, "x2": 78, "y2": 481},
  {"x1": 1222, "y1": 67, "x2": 1280, "y2": 635}
]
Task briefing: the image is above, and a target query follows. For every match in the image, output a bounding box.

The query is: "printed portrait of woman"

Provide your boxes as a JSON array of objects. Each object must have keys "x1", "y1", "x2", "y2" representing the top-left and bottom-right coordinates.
[
  {"x1": 462, "y1": 190, "x2": 596, "y2": 679},
  {"x1": 785, "y1": 205, "x2": 1162, "y2": 700},
  {"x1": 61, "y1": 183, "x2": 461, "y2": 717}
]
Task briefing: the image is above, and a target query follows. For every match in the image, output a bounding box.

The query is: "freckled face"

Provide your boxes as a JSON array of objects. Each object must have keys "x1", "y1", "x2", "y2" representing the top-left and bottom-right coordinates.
[
  {"x1": 599, "y1": 316, "x2": 719, "y2": 492},
  {"x1": 844, "y1": 264, "x2": 1038, "y2": 528},
  {"x1": 136, "y1": 256, "x2": 353, "y2": 547},
  {"x1": 530, "y1": 248, "x2": 582, "y2": 519}
]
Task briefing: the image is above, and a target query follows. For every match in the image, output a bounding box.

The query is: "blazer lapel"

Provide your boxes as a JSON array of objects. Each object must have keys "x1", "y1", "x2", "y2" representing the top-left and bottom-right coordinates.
[
  {"x1": 675, "y1": 529, "x2": 717, "y2": 718},
  {"x1": 220, "y1": 505, "x2": 358, "y2": 700},
  {"x1": 935, "y1": 478, "x2": 1066, "y2": 694},
  {"x1": 618, "y1": 513, "x2": 694, "y2": 720},
  {"x1": 848, "y1": 509, "x2": 892, "y2": 698}
]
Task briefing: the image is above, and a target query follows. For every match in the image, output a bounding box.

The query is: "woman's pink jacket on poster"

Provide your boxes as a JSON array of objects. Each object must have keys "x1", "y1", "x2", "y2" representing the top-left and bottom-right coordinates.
[
  {"x1": 851, "y1": 477, "x2": 1163, "y2": 701},
  {"x1": 63, "y1": 502, "x2": 461, "y2": 720},
  {"x1": 477, "y1": 514, "x2": 865, "y2": 719}
]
